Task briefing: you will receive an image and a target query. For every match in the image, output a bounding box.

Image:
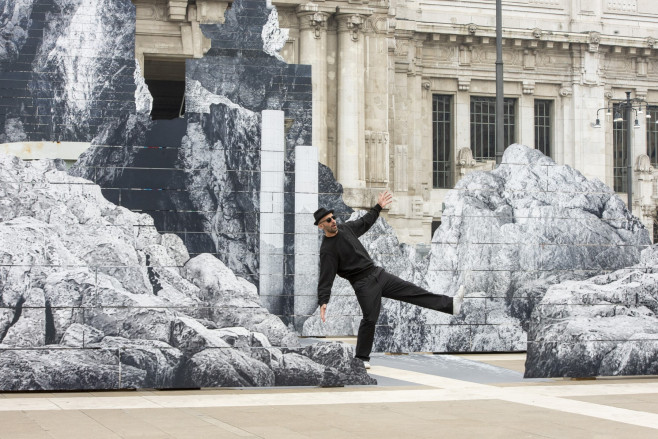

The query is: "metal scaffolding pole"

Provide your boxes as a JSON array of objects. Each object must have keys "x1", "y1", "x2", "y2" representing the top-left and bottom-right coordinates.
[
  {"x1": 625, "y1": 91, "x2": 633, "y2": 210},
  {"x1": 495, "y1": 0, "x2": 504, "y2": 164}
]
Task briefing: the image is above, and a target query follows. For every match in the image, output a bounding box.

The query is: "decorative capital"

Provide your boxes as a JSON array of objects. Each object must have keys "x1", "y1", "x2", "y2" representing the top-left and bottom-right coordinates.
[
  {"x1": 523, "y1": 80, "x2": 535, "y2": 95},
  {"x1": 309, "y1": 12, "x2": 328, "y2": 38},
  {"x1": 458, "y1": 77, "x2": 471, "y2": 92},
  {"x1": 337, "y1": 13, "x2": 365, "y2": 41}
]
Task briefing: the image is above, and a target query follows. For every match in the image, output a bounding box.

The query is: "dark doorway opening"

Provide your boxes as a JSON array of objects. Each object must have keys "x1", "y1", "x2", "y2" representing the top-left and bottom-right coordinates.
[
  {"x1": 143, "y1": 58, "x2": 187, "y2": 120},
  {"x1": 431, "y1": 220, "x2": 442, "y2": 238}
]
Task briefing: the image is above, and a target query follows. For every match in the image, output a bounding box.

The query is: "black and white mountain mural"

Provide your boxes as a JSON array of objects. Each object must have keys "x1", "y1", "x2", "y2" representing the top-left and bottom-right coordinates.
[
  {"x1": 0, "y1": 154, "x2": 374, "y2": 390},
  {"x1": 0, "y1": 0, "x2": 656, "y2": 385}
]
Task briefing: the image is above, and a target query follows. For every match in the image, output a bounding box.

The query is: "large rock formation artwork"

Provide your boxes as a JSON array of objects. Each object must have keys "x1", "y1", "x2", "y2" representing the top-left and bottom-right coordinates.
[
  {"x1": 305, "y1": 145, "x2": 651, "y2": 354},
  {"x1": 0, "y1": 0, "x2": 138, "y2": 143},
  {"x1": 0, "y1": 154, "x2": 375, "y2": 390},
  {"x1": 67, "y1": 0, "x2": 317, "y2": 328},
  {"x1": 525, "y1": 245, "x2": 658, "y2": 378}
]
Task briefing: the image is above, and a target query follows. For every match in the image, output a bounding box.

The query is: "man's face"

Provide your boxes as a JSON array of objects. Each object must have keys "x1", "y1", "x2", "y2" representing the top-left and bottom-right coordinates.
[{"x1": 318, "y1": 213, "x2": 338, "y2": 235}]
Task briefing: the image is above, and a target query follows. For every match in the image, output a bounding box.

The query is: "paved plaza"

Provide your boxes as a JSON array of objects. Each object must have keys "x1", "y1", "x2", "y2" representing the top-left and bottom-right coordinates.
[{"x1": 1, "y1": 339, "x2": 657, "y2": 438}]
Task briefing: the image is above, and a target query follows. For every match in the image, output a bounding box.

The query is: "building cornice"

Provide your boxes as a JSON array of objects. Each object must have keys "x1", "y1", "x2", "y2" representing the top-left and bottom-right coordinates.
[{"x1": 398, "y1": 20, "x2": 656, "y2": 51}]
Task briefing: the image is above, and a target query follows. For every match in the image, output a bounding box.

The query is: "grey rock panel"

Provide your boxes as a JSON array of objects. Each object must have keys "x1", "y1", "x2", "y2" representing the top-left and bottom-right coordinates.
[
  {"x1": 0, "y1": 155, "x2": 375, "y2": 390},
  {"x1": 525, "y1": 244, "x2": 658, "y2": 378}
]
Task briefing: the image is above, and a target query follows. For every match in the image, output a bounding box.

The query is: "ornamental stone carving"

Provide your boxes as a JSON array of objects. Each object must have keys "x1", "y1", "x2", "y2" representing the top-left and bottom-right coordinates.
[
  {"x1": 635, "y1": 154, "x2": 653, "y2": 173},
  {"x1": 309, "y1": 12, "x2": 328, "y2": 38},
  {"x1": 523, "y1": 80, "x2": 535, "y2": 95},
  {"x1": 559, "y1": 86, "x2": 573, "y2": 97},
  {"x1": 458, "y1": 77, "x2": 471, "y2": 92},
  {"x1": 457, "y1": 147, "x2": 476, "y2": 167},
  {"x1": 532, "y1": 28, "x2": 543, "y2": 39},
  {"x1": 468, "y1": 23, "x2": 478, "y2": 35},
  {"x1": 338, "y1": 14, "x2": 365, "y2": 42},
  {"x1": 606, "y1": 0, "x2": 637, "y2": 13},
  {"x1": 588, "y1": 32, "x2": 601, "y2": 53},
  {"x1": 648, "y1": 37, "x2": 656, "y2": 48}
]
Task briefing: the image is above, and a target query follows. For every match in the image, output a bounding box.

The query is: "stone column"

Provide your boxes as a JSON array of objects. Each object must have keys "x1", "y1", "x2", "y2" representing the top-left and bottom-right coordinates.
[
  {"x1": 572, "y1": 83, "x2": 607, "y2": 182},
  {"x1": 294, "y1": 144, "x2": 319, "y2": 331},
  {"x1": 364, "y1": 24, "x2": 390, "y2": 188},
  {"x1": 336, "y1": 9, "x2": 369, "y2": 191},
  {"x1": 259, "y1": 110, "x2": 285, "y2": 315},
  {"x1": 519, "y1": 84, "x2": 535, "y2": 148},
  {"x1": 454, "y1": 81, "x2": 471, "y2": 179},
  {"x1": 297, "y1": 5, "x2": 331, "y2": 166},
  {"x1": 556, "y1": 85, "x2": 575, "y2": 168},
  {"x1": 635, "y1": 89, "x2": 649, "y2": 157}
]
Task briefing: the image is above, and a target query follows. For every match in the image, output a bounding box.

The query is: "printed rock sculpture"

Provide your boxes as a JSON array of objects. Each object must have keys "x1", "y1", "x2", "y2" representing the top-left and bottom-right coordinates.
[
  {"x1": 525, "y1": 244, "x2": 658, "y2": 378},
  {"x1": 305, "y1": 145, "x2": 651, "y2": 354},
  {"x1": 0, "y1": 155, "x2": 375, "y2": 390}
]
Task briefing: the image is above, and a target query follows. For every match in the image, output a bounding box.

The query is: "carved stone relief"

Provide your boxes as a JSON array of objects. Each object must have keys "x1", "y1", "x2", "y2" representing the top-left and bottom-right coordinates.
[
  {"x1": 365, "y1": 131, "x2": 390, "y2": 184},
  {"x1": 459, "y1": 46, "x2": 472, "y2": 66},
  {"x1": 277, "y1": 9, "x2": 297, "y2": 28},
  {"x1": 524, "y1": 49, "x2": 536, "y2": 70},
  {"x1": 394, "y1": 145, "x2": 408, "y2": 192},
  {"x1": 136, "y1": 0, "x2": 168, "y2": 21},
  {"x1": 559, "y1": 86, "x2": 573, "y2": 97},
  {"x1": 635, "y1": 154, "x2": 653, "y2": 173},
  {"x1": 365, "y1": 16, "x2": 390, "y2": 34},
  {"x1": 605, "y1": 0, "x2": 638, "y2": 12}
]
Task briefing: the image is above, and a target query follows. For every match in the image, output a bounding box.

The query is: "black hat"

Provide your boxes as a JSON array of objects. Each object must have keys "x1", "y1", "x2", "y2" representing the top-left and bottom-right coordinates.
[{"x1": 313, "y1": 208, "x2": 334, "y2": 225}]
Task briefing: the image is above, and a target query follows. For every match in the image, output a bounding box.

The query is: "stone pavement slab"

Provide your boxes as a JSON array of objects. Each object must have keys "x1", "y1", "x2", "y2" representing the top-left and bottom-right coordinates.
[{"x1": 0, "y1": 352, "x2": 656, "y2": 438}]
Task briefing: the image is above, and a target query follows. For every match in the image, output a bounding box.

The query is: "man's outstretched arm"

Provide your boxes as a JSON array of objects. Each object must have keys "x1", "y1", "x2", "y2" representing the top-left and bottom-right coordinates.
[{"x1": 346, "y1": 190, "x2": 393, "y2": 237}]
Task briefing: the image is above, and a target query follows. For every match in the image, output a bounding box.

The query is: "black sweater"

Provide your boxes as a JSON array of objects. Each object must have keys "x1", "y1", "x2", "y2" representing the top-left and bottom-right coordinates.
[{"x1": 317, "y1": 204, "x2": 382, "y2": 306}]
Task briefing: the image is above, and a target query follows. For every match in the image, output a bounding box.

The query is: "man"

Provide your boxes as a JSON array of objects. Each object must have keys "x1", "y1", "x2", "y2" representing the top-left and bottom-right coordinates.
[{"x1": 314, "y1": 190, "x2": 465, "y2": 369}]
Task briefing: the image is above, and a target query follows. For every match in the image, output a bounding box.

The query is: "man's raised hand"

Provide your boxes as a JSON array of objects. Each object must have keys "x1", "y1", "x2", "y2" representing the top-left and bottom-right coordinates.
[{"x1": 377, "y1": 190, "x2": 393, "y2": 209}]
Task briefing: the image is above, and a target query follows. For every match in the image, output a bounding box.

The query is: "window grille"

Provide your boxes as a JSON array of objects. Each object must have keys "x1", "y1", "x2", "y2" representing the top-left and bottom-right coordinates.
[
  {"x1": 647, "y1": 106, "x2": 658, "y2": 168},
  {"x1": 470, "y1": 96, "x2": 516, "y2": 160},
  {"x1": 433, "y1": 95, "x2": 453, "y2": 188},
  {"x1": 613, "y1": 103, "x2": 628, "y2": 193},
  {"x1": 534, "y1": 100, "x2": 553, "y2": 158}
]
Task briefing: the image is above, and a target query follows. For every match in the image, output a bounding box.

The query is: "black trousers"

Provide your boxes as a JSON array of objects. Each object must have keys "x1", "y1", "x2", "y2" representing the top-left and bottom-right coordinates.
[{"x1": 352, "y1": 267, "x2": 453, "y2": 361}]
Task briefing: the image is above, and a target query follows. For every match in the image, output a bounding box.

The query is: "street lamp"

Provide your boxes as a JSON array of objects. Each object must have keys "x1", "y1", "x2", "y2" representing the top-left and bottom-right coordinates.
[{"x1": 592, "y1": 91, "x2": 657, "y2": 211}]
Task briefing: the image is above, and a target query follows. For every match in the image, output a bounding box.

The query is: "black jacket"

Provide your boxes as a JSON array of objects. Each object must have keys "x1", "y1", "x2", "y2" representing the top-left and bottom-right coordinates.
[{"x1": 317, "y1": 204, "x2": 382, "y2": 306}]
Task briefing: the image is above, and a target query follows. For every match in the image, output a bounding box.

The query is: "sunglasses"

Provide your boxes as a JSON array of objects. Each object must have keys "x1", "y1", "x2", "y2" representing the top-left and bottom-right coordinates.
[{"x1": 323, "y1": 216, "x2": 336, "y2": 224}]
